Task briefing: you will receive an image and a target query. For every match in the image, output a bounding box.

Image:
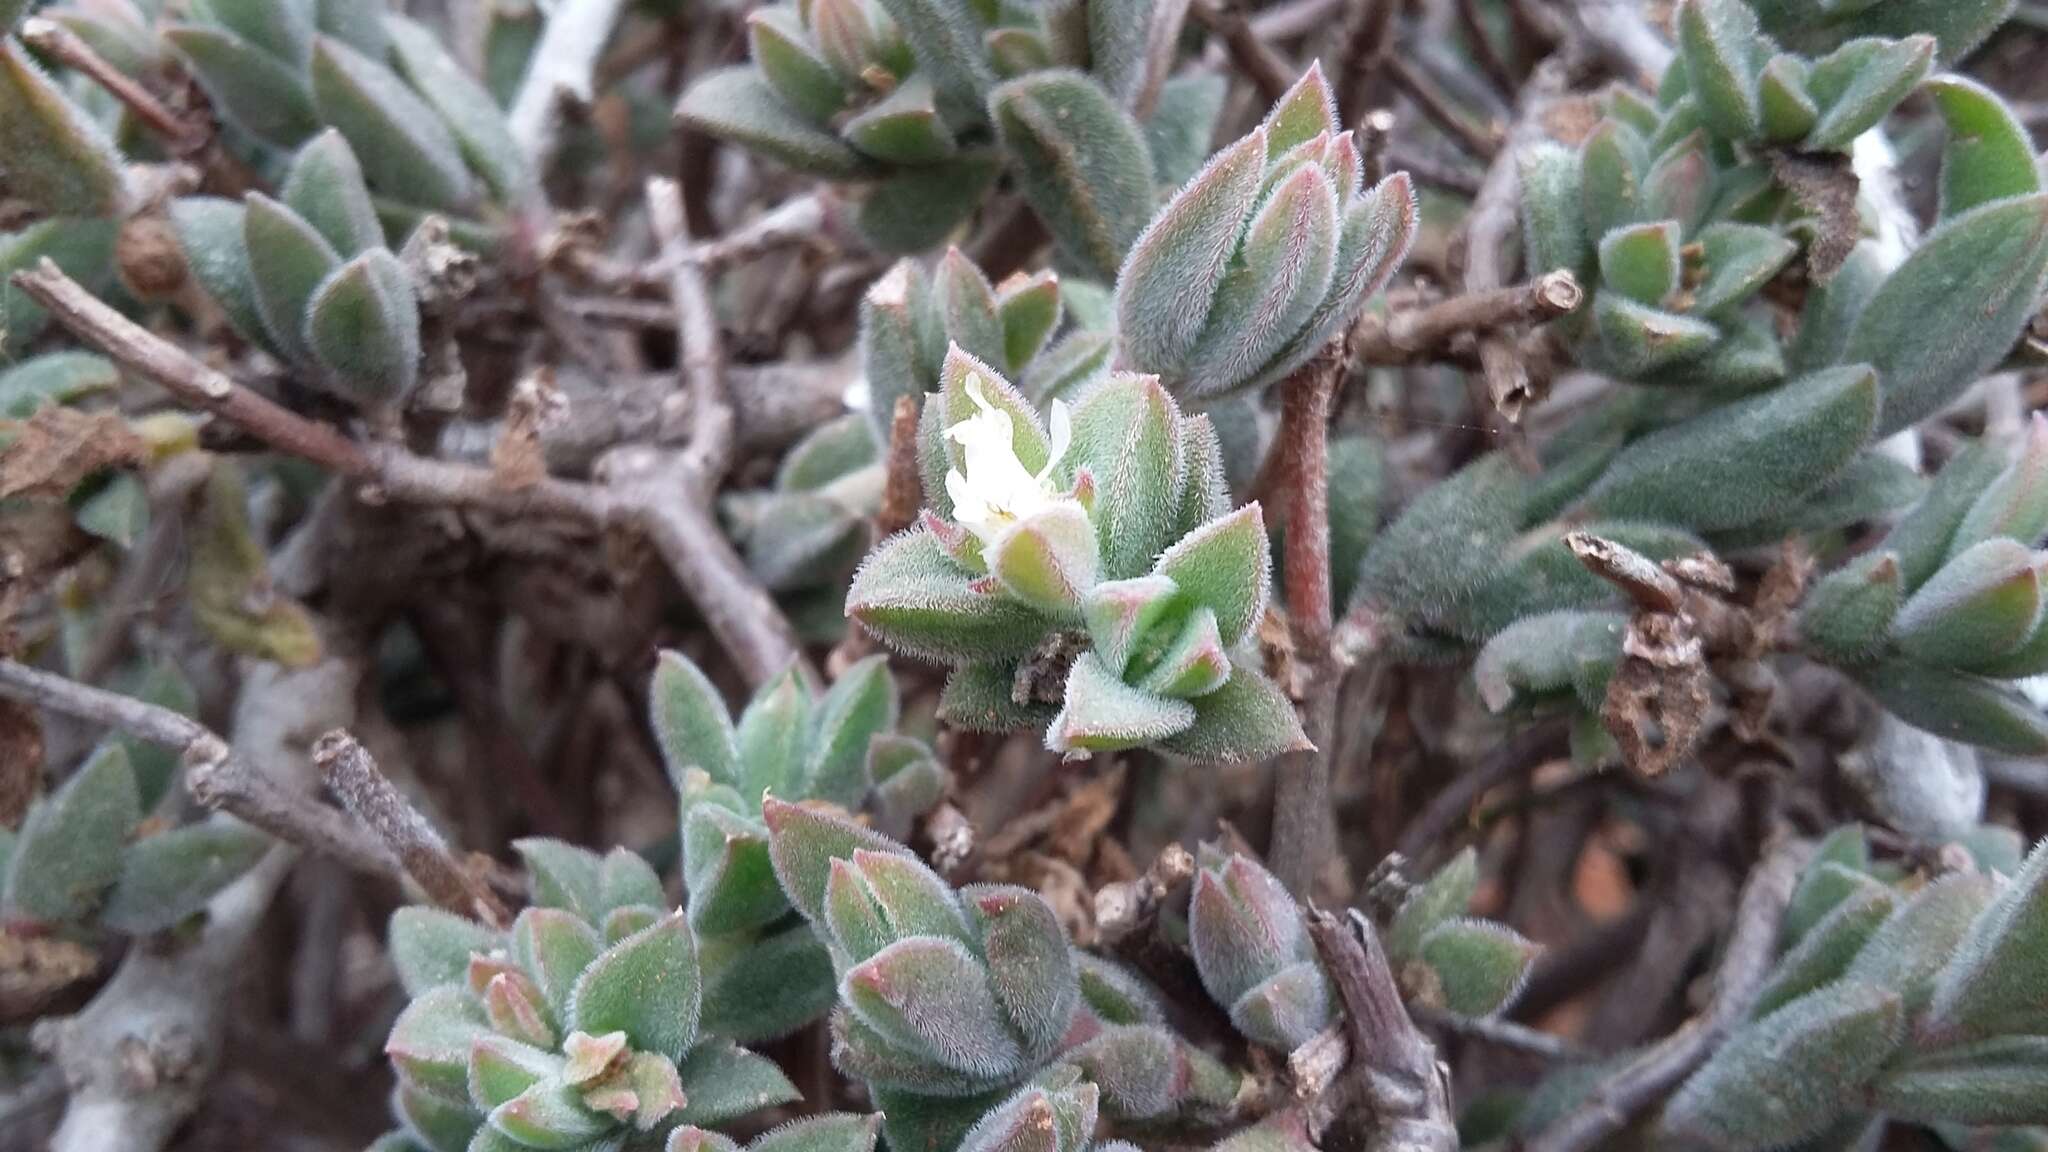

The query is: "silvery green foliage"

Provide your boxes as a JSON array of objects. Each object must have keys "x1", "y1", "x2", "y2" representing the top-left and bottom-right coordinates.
[
  {"x1": 1521, "y1": 0, "x2": 2047, "y2": 422},
  {"x1": 1188, "y1": 847, "x2": 1536, "y2": 1053},
  {"x1": 1188, "y1": 847, "x2": 1336, "y2": 1051},
  {"x1": 1798, "y1": 418, "x2": 2048, "y2": 755},
  {"x1": 728, "y1": 248, "x2": 1082, "y2": 640},
  {"x1": 158, "y1": 0, "x2": 527, "y2": 214},
  {"x1": 380, "y1": 841, "x2": 799, "y2": 1152},
  {"x1": 1113, "y1": 65, "x2": 1418, "y2": 401},
  {"x1": 676, "y1": 0, "x2": 1199, "y2": 262},
  {"x1": 652, "y1": 650, "x2": 947, "y2": 1044},
  {"x1": 1656, "y1": 828, "x2": 2048, "y2": 1151},
  {"x1": 760, "y1": 800, "x2": 1239, "y2": 1152},
  {"x1": 666, "y1": 1113, "x2": 883, "y2": 1152},
  {"x1": 847, "y1": 345, "x2": 1307, "y2": 763},
  {"x1": 1745, "y1": 0, "x2": 2015, "y2": 65},
  {"x1": 1, "y1": 741, "x2": 268, "y2": 937},
  {"x1": 168, "y1": 133, "x2": 424, "y2": 409},
  {"x1": 0, "y1": 37, "x2": 127, "y2": 219}
]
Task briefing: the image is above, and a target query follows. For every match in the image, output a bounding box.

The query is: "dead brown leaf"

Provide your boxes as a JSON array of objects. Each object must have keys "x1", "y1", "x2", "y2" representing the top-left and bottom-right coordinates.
[{"x1": 0, "y1": 407, "x2": 146, "y2": 502}]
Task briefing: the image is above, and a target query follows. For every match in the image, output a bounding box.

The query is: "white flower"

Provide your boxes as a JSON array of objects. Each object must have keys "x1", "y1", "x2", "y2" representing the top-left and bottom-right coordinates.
[{"x1": 942, "y1": 374, "x2": 1079, "y2": 549}]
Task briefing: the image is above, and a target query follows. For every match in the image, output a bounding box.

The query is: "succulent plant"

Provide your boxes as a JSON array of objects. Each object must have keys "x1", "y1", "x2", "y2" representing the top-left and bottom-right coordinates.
[
  {"x1": 761, "y1": 799, "x2": 1240, "y2": 1151},
  {"x1": 847, "y1": 346, "x2": 1305, "y2": 762},
  {"x1": 1113, "y1": 65, "x2": 1418, "y2": 402},
  {"x1": 1656, "y1": 828, "x2": 2048, "y2": 1151},
  {"x1": 380, "y1": 839, "x2": 800, "y2": 1152},
  {"x1": 170, "y1": 133, "x2": 425, "y2": 410},
  {"x1": 665, "y1": 1113, "x2": 883, "y2": 1152},
  {"x1": 652, "y1": 650, "x2": 947, "y2": 1044},
  {"x1": 676, "y1": 0, "x2": 1193, "y2": 263},
  {"x1": 1189, "y1": 846, "x2": 1537, "y2": 1053},
  {"x1": 161, "y1": 0, "x2": 527, "y2": 216},
  {"x1": 0, "y1": 739, "x2": 268, "y2": 938}
]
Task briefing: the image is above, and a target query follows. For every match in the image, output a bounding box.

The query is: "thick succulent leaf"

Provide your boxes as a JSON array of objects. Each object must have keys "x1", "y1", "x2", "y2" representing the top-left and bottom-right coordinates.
[
  {"x1": 165, "y1": 24, "x2": 320, "y2": 148},
  {"x1": 1926, "y1": 842, "x2": 2048, "y2": 1041},
  {"x1": 844, "y1": 76, "x2": 955, "y2": 165},
  {"x1": 514, "y1": 838, "x2": 605, "y2": 919},
  {"x1": 1890, "y1": 538, "x2": 2043, "y2": 672},
  {"x1": 762, "y1": 796, "x2": 908, "y2": 927},
  {"x1": 1593, "y1": 295, "x2": 1720, "y2": 376},
  {"x1": 1447, "y1": 521, "x2": 1707, "y2": 642},
  {"x1": 937, "y1": 660, "x2": 1060, "y2": 733},
  {"x1": 966, "y1": 884, "x2": 1079, "y2": 1059},
  {"x1": 1839, "y1": 872, "x2": 1997, "y2": 1014},
  {"x1": 991, "y1": 71, "x2": 1156, "y2": 283},
  {"x1": 281, "y1": 130, "x2": 384, "y2": 257},
  {"x1": 1577, "y1": 364, "x2": 1879, "y2": 531},
  {"x1": 387, "y1": 985, "x2": 490, "y2": 1104},
  {"x1": 1858, "y1": 660, "x2": 2048, "y2": 754},
  {"x1": 1754, "y1": 883, "x2": 1897, "y2": 1018},
  {"x1": 1800, "y1": 551, "x2": 1903, "y2": 665},
  {"x1": 510, "y1": 906, "x2": 601, "y2": 1022},
  {"x1": 1113, "y1": 128, "x2": 1268, "y2": 377},
  {"x1": 872, "y1": 0, "x2": 995, "y2": 124},
  {"x1": 1846, "y1": 194, "x2": 2048, "y2": 437},
  {"x1": 1642, "y1": 135, "x2": 1712, "y2": 234},
  {"x1": 396, "y1": 1082, "x2": 482, "y2": 1152},
  {"x1": 1663, "y1": 982, "x2": 1905, "y2": 1152},
  {"x1": 1048, "y1": 654, "x2": 1196, "y2": 754},
  {"x1": 168, "y1": 199, "x2": 269, "y2": 351},
  {"x1": 847, "y1": 527, "x2": 1055, "y2": 661},
  {"x1": 568, "y1": 913, "x2": 700, "y2": 1063},
  {"x1": 994, "y1": 270, "x2": 1061, "y2": 376},
  {"x1": 1248, "y1": 173, "x2": 1418, "y2": 392},
  {"x1": 1926, "y1": 75, "x2": 2041, "y2": 222},
  {"x1": 1948, "y1": 416, "x2": 2048, "y2": 560},
  {"x1": 844, "y1": 936, "x2": 1026, "y2": 1080},
  {"x1": 0, "y1": 351, "x2": 120, "y2": 418},
  {"x1": 1473, "y1": 611, "x2": 1628, "y2": 713},
  {"x1": 0, "y1": 42, "x2": 126, "y2": 218},
  {"x1": 699, "y1": 924, "x2": 837, "y2": 1044},
  {"x1": 652, "y1": 650, "x2": 740, "y2": 791},
  {"x1": 487, "y1": 1078, "x2": 610, "y2": 1149},
  {"x1": 1076, "y1": 953, "x2": 1165, "y2": 1025},
  {"x1": 1138, "y1": 607, "x2": 1232, "y2": 698},
  {"x1": 804, "y1": 655, "x2": 898, "y2": 807},
  {"x1": 1157, "y1": 661, "x2": 1308, "y2": 762},
  {"x1": 1599, "y1": 220, "x2": 1683, "y2": 306},
  {"x1": 1692, "y1": 223, "x2": 1798, "y2": 315},
  {"x1": 750, "y1": 7, "x2": 848, "y2": 125},
  {"x1": 3, "y1": 742, "x2": 139, "y2": 925},
  {"x1": 1064, "y1": 373, "x2": 1182, "y2": 579},
  {"x1": 1414, "y1": 919, "x2": 1538, "y2": 1018},
  {"x1": 750, "y1": 1114, "x2": 884, "y2": 1152},
  {"x1": 735, "y1": 664, "x2": 814, "y2": 801},
  {"x1": 1181, "y1": 165, "x2": 1339, "y2": 397},
  {"x1": 1875, "y1": 1037, "x2": 2048, "y2": 1126},
  {"x1": 305, "y1": 248, "x2": 422, "y2": 405},
  {"x1": 1803, "y1": 35, "x2": 1936, "y2": 151},
  {"x1": 989, "y1": 503, "x2": 1100, "y2": 619},
  {"x1": 1189, "y1": 853, "x2": 1306, "y2": 1009},
  {"x1": 311, "y1": 37, "x2": 475, "y2": 211},
  {"x1": 678, "y1": 67, "x2": 873, "y2": 179},
  {"x1": 204, "y1": 0, "x2": 314, "y2": 64},
  {"x1": 1579, "y1": 122, "x2": 1648, "y2": 243},
  {"x1": 1677, "y1": 0, "x2": 1766, "y2": 141},
  {"x1": 1887, "y1": 440, "x2": 2014, "y2": 591},
  {"x1": 244, "y1": 192, "x2": 341, "y2": 366},
  {"x1": 1145, "y1": 73, "x2": 1228, "y2": 188},
  {"x1": 101, "y1": 816, "x2": 270, "y2": 933},
  {"x1": 1228, "y1": 962, "x2": 1334, "y2": 1052},
  {"x1": 855, "y1": 152, "x2": 1002, "y2": 254},
  {"x1": 1521, "y1": 142, "x2": 1591, "y2": 279},
  {"x1": 684, "y1": 806, "x2": 785, "y2": 935},
  {"x1": 1353, "y1": 453, "x2": 1528, "y2": 623},
  {"x1": 384, "y1": 15, "x2": 529, "y2": 202},
  {"x1": 75, "y1": 472, "x2": 148, "y2": 550},
  {"x1": 390, "y1": 907, "x2": 500, "y2": 996},
  {"x1": 1758, "y1": 54, "x2": 1819, "y2": 142},
  {"x1": 1388, "y1": 848, "x2": 1478, "y2": 962},
  {"x1": 1760, "y1": 0, "x2": 2010, "y2": 67}
]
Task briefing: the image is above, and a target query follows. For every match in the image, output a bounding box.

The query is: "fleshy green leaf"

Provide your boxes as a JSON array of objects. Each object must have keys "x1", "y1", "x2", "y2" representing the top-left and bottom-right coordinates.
[
  {"x1": 568, "y1": 912, "x2": 701, "y2": 1063},
  {"x1": 0, "y1": 41, "x2": 127, "y2": 218},
  {"x1": 100, "y1": 816, "x2": 269, "y2": 933},
  {"x1": 990, "y1": 70, "x2": 1156, "y2": 283},
  {"x1": 4, "y1": 743, "x2": 140, "y2": 924}
]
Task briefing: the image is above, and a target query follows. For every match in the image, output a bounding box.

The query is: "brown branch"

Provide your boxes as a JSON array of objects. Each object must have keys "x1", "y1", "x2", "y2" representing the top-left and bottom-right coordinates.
[
  {"x1": 0, "y1": 659, "x2": 400, "y2": 885},
  {"x1": 1333, "y1": 0, "x2": 1397, "y2": 128},
  {"x1": 1394, "y1": 719, "x2": 1569, "y2": 865},
  {"x1": 647, "y1": 177, "x2": 735, "y2": 484},
  {"x1": 828, "y1": 396, "x2": 922, "y2": 675},
  {"x1": 13, "y1": 262, "x2": 810, "y2": 690},
  {"x1": 1463, "y1": 58, "x2": 1570, "y2": 422},
  {"x1": 1352, "y1": 270, "x2": 1581, "y2": 365},
  {"x1": 1520, "y1": 836, "x2": 1807, "y2": 1152},
  {"x1": 313, "y1": 730, "x2": 507, "y2": 927},
  {"x1": 1305, "y1": 907, "x2": 1456, "y2": 1152},
  {"x1": 1410, "y1": 1003, "x2": 1586, "y2": 1061},
  {"x1": 1191, "y1": 0, "x2": 1296, "y2": 102},
  {"x1": 1270, "y1": 341, "x2": 1346, "y2": 897},
  {"x1": 1386, "y1": 56, "x2": 1501, "y2": 160},
  {"x1": 11, "y1": 261, "x2": 373, "y2": 478},
  {"x1": 20, "y1": 17, "x2": 201, "y2": 150},
  {"x1": 1455, "y1": 0, "x2": 1519, "y2": 93}
]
